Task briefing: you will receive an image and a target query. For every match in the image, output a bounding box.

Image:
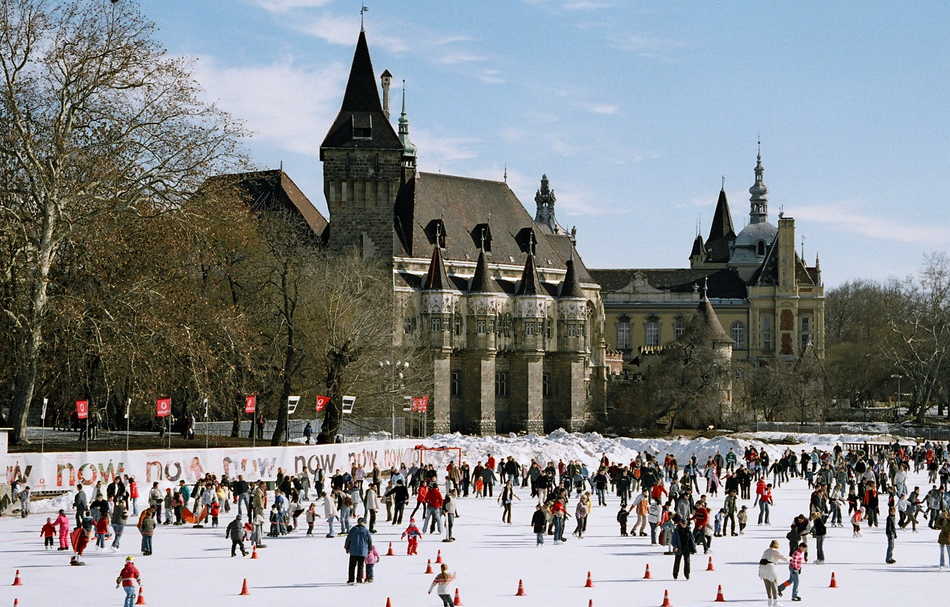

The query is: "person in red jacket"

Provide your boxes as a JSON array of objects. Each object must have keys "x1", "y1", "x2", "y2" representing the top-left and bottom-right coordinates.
[
  {"x1": 40, "y1": 517, "x2": 56, "y2": 550},
  {"x1": 95, "y1": 513, "x2": 111, "y2": 549},
  {"x1": 425, "y1": 484, "x2": 444, "y2": 534},
  {"x1": 55, "y1": 510, "x2": 70, "y2": 550},
  {"x1": 128, "y1": 478, "x2": 140, "y2": 515},
  {"x1": 410, "y1": 483, "x2": 428, "y2": 520},
  {"x1": 116, "y1": 555, "x2": 142, "y2": 607}
]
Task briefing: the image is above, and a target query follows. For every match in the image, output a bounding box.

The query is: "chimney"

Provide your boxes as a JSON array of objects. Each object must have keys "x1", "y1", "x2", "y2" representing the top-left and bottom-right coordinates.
[
  {"x1": 778, "y1": 216, "x2": 796, "y2": 290},
  {"x1": 380, "y1": 69, "x2": 393, "y2": 120}
]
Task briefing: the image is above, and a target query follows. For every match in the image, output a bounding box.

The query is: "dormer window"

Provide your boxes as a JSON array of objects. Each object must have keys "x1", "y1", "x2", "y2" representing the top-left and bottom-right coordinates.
[
  {"x1": 756, "y1": 240, "x2": 765, "y2": 256},
  {"x1": 351, "y1": 114, "x2": 373, "y2": 139}
]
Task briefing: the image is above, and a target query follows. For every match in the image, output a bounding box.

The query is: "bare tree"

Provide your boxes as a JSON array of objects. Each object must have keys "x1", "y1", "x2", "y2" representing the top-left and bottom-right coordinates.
[{"x1": 0, "y1": 0, "x2": 242, "y2": 443}]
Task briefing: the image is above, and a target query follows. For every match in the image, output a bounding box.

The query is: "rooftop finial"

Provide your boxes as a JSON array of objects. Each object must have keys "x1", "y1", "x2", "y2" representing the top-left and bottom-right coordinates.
[
  {"x1": 721, "y1": 175, "x2": 725, "y2": 190},
  {"x1": 360, "y1": 4, "x2": 368, "y2": 31},
  {"x1": 503, "y1": 163, "x2": 507, "y2": 183},
  {"x1": 401, "y1": 79, "x2": 406, "y2": 114}
]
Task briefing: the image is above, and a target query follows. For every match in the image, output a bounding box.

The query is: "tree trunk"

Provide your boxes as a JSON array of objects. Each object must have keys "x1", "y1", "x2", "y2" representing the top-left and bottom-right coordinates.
[{"x1": 317, "y1": 361, "x2": 344, "y2": 444}]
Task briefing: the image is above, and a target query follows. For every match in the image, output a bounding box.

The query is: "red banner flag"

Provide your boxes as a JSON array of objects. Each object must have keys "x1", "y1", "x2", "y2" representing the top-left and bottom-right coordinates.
[
  {"x1": 155, "y1": 397, "x2": 172, "y2": 418},
  {"x1": 315, "y1": 395, "x2": 330, "y2": 412},
  {"x1": 245, "y1": 394, "x2": 257, "y2": 414},
  {"x1": 411, "y1": 396, "x2": 429, "y2": 413},
  {"x1": 75, "y1": 400, "x2": 89, "y2": 420}
]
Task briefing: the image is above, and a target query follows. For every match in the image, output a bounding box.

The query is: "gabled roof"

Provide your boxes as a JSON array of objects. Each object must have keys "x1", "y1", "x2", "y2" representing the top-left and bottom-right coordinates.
[
  {"x1": 515, "y1": 253, "x2": 543, "y2": 296},
  {"x1": 320, "y1": 31, "x2": 401, "y2": 152},
  {"x1": 422, "y1": 245, "x2": 451, "y2": 290},
  {"x1": 395, "y1": 172, "x2": 595, "y2": 284},
  {"x1": 706, "y1": 189, "x2": 736, "y2": 262},
  {"x1": 588, "y1": 267, "x2": 748, "y2": 299},
  {"x1": 468, "y1": 248, "x2": 500, "y2": 293},
  {"x1": 199, "y1": 169, "x2": 328, "y2": 239},
  {"x1": 747, "y1": 231, "x2": 818, "y2": 287}
]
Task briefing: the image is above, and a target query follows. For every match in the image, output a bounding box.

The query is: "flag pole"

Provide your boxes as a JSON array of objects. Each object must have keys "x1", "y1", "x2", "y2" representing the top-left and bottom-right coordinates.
[
  {"x1": 40, "y1": 397, "x2": 47, "y2": 454},
  {"x1": 125, "y1": 398, "x2": 131, "y2": 452}
]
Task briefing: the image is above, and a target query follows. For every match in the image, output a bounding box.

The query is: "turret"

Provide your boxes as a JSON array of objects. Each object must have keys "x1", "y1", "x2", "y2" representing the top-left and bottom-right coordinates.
[
  {"x1": 749, "y1": 140, "x2": 769, "y2": 224},
  {"x1": 466, "y1": 245, "x2": 499, "y2": 353},
  {"x1": 380, "y1": 69, "x2": 392, "y2": 119},
  {"x1": 706, "y1": 188, "x2": 736, "y2": 263},
  {"x1": 514, "y1": 238, "x2": 548, "y2": 352},
  {"x1": 557, "y1": 255, "x2": 587, "y2": 353},
  {"x1": 421, "y1": 242, "x2": 457, "y2": 351}
]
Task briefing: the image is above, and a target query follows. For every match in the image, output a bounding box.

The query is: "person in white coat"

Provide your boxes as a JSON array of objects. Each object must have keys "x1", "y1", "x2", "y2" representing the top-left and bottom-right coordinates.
[
  {"x1": 323, "y1": 493, "x2": 340, "y2": 538},
  {"x1": 759, "y1": 540, "x2": 788, "y2": 606},
  {"x1": 364, "y1": 484, "x2": 381, "y2": 533}
]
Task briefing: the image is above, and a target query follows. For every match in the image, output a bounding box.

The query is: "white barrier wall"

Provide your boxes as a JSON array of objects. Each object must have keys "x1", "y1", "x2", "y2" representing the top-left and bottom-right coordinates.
[{"x1": 3, "y1": 439, "x2": 442, "y2": 491}]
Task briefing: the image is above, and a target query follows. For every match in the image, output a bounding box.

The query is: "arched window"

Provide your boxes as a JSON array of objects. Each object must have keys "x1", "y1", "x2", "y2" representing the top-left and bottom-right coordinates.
[
  {"x1": 756, "y1": 240, "x2": 766, "y2": 256},
  {"x1": 730, "y1": 320, "x2": 746, "y2": 349}
]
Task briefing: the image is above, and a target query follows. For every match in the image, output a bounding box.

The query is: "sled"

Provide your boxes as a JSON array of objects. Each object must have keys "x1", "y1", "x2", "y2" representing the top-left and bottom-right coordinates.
[
  {"x1": 197, "y1": 505, "x2": 209, "y2": 523},
  {"x1": 182, "y1": 507, "x2": 198, "y2": 524},
  {"x1": 70, "y1": 527, "x2": 85, "y2": 553}
]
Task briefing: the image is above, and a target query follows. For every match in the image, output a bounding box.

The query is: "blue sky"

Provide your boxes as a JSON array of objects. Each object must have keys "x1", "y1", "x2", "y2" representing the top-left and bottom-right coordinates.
[{"x1": 145, "y1": 0, "x2": 950, "y2": 286}]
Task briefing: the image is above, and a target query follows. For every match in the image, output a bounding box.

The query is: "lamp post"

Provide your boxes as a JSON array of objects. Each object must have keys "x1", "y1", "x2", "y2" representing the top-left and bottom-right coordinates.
[
  {"x1": 890, "y1": 374, "x2": 903, "y2": 419},
  {"x1": 380, "y1": 359, "x2": 410, "y2": 438}
]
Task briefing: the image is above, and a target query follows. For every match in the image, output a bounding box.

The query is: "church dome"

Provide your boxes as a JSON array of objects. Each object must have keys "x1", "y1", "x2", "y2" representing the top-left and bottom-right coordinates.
[{"x1": 734, "y1": 220, "x2": 777, "y2": 247}]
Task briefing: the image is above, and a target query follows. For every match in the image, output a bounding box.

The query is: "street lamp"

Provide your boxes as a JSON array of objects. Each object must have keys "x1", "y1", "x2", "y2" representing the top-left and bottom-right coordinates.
[{"x1": 380, "y1": 359, "x2": 410, "y2": 438}]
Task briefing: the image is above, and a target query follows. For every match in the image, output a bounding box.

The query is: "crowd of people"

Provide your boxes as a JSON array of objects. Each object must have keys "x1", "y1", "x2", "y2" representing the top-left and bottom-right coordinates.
[{"x1": 9, "y1": 439, "x2": 950, "y2": 605}]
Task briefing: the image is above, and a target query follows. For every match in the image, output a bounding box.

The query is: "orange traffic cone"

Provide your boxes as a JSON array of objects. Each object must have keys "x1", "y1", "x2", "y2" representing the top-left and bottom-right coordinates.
[
  {"x1": 239, "y1": 578, "x2": 250, "y2": 596},
  {"x1": 251, "y1": 546, "x2": 259, "y2": 560},
  {"x1": 453, "y1": 588, "x2": 463, "y2": 606},
  {"x1": 706, "y1": 556, "x2": 714, "y2": 571},
  {"x1": 425, "y1": 559, "x2": 434, "y2": 574},
  {"x1": 584, "y1": 571, "x2": 594, "y2": 588},
  {"x1": 644, "y1": 564, "x2": 652, "y2": 579},
  {"x1": 714, "y1": 584, "x2": 725, "y2": 602},
  {"x1": 135, "y1": 586, "x2": 146, "y2": 605},
  {"x1": 385, "y1": 598, "x2": 393, "y2": 607},
  {"x1": 515, "y1": 579, "x2": 526, "y2": 596},
  {"x1": 11, "y1": 570, "x2": 22, "y2": 586},
  {"x1": 435, "y1": 550, "x2": 443, "y2": 564},
  {"x1": 661, "y1": 589, "x2": 672, "y2": 607},
  {"x1": 829, "y1": 572, "x2": 838, "y2": 588},
  {"x1": 386, "y1": 542, "x2": 395, "y2": 556}
]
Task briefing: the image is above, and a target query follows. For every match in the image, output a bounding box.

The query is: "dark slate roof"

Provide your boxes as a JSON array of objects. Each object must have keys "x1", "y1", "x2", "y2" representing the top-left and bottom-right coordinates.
[
  {"x1": 199, "y1": 169, "x2": 328, "y2": 238},
  {"x1": 588, "y1": 267, "x2": 748, "y2": 299},
  {"x1": 748, "y1": 231, "x2": 818, "y2": 287},
  {"x1": 693, "y1": 296, "x2": 732, "y2": 343},
  {"x1": 422, "y1": 245, "x2": 451, "y2": 290},
  {"x1": 515, "y1": 253, "x2": 543, "y2": 296},
  {"x1": 706, "y1": 189, "x2": 736, "y2": 263},
  {"x1": 395, "y1": 172, "x2": 595, "y2": 284},
  {"x1": 320, "y1": 31, "x2": 401, "y2": 152},
  {"x1": 690, "y1": 234, "x2": 704, "y2": 258},
  {"x1": 559, "y1": 257, "x2": 584, "y2": 298},
  {"x1": 468, "y1": 248, "x2": 500, "y2": 293}
]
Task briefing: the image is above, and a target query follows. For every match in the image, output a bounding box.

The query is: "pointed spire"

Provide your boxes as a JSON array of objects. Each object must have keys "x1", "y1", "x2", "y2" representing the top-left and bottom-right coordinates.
[
  {"x1": 749, "y1": 137, "x2": 769, "y2": 224},
  {"x1": 468, "y1": 247, "x2": 499, "y2": 294},
  {"x1": 515, "y1": 252, "x2": 542, "y2": 296},
  {"x1": 705, "y1": 188, "x2": 736, "y2": 262},
  {"x1": 398, "y1": 80, "x2": 416, "y2": 159},
  {"x1": 341, "y1": 31, "x2": 384, "y2": 114},
  {"x1": 534, "y1": 174, "x2": 561, "y2": 233},
  {"x1": 422, "y1": 243, "x2": 451, "y2": 290},
  {"x1": 558, "y1": 252, "x2": 584, "y2": 299},
  {"x1": 693, "y1": 289, "x2": 731, "y2": 343},
  {"x1": 690, "y1": 233, "x2": 705, "y2": 259}
]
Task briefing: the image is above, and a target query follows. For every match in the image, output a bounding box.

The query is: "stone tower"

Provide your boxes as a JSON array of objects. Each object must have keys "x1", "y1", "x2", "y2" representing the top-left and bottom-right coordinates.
[{"x1": 320, "y1": 30, "x2": 405, "y2": 259}]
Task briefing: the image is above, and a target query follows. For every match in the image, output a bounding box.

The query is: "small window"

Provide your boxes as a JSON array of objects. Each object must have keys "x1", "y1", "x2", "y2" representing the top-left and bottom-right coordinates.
[
  {"x1": 450, "y1": 370, "x2": 462, "y2": 397},
  {"x1": 674, "y1": 316, "x2": 686, "y2": 339},
  {"x1": 495, "y1": 371, "x2": 510, "y2": 398},
  {"x1": 476, "y1": 319, "x2": 488, "y2": 334},
  {"x1": 542, "y1": 373, "x2": 552, "y2": 398},
  {"x1": 645, "y1": 318, "x2": 660, "y2": 347},
  {"x1": 617, "y1": 315, "x2": 631, "y2": 350},
  {"x1": 756, "y1": 240, "x2": 765, "y2": 256},
  {"x1": 351, "y1": 114, "x2": 373, "y2": 139},
  {"x1": 731, "y1": 321, "x2": 746, "y2": 349},
  {"x1": 453, "y1": 314, "x2": 463, "y2": 336}
]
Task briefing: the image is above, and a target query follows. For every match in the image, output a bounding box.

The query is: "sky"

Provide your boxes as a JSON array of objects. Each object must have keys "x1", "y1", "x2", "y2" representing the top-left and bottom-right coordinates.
[{"x1": 143, "y1": 0, "x2": 950, "y2": 286}]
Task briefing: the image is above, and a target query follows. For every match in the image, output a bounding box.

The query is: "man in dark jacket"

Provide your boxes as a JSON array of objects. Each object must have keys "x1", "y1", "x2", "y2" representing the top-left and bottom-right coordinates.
[
  {"x1": 385, "y1": 480, "x2": 409, "y2": 525},
  {"x1": 226, "y1": 515, "x2": 247, "y2": 557},
  {"x1": 885, "y1": 506, "x2": 897, "y2": 563},
  {"x1": 344, "y1": 518, "x2": 372, "y2": 584},
  {"x1": 531, "y1": 504, "x2": 547, "y2": 545},
  {"x1": 672, "y1": 515, "x2": 696, "y2": 580}
]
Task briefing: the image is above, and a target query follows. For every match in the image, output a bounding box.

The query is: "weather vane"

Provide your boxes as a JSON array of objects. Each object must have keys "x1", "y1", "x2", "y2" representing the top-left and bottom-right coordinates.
[{"x1": 360, "y1": 4, "x2": 368, "y2": 30}]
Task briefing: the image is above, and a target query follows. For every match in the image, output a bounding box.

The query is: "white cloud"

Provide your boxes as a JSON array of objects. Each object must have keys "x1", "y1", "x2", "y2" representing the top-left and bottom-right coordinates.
[
  {"x1": 433, "y1": 35, "x2": 475, "y2": 46},
  {"x1": 792, "y1": 203, "x2": 950, "y2": 245},
  {"x1": 478, "y1": 69, "x2": 506, "y2": 84},
  {"x1": 582, "y1": 102, "x2": 619, "y2": 115},
  {"x1": 251, "y1": 0, "x2": 333, "y2": 12},
  {"x1": 610, "y1": 34, "x2": 685, "y2": 58},
  {"x1": 562, "y1": 1, "x2": 612, "y2": 10},
  {"x1": 190, "y1": 55, "x2": 346, "y2": 157},
  {"x1": 438, "y1": 52, "x2": 487, "y2": 65},
  {"x1": 300, "y1": 15, "x2": 408, "y2": 54},
  {"x1": 413, "y1": 129, "x2": 481, "y2": 171}
]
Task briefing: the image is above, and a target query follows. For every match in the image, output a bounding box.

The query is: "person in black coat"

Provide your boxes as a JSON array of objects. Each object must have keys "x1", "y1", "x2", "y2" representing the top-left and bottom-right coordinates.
[
  {"x1": 531, "y1": 504, "x2": 547, "y2": 546},
  {"x1": 672, "y1": 515, "x2": 697, "y2": 579},
  {"x1": 385, "y1": 480, "x2": 409, "y2": 525}
]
